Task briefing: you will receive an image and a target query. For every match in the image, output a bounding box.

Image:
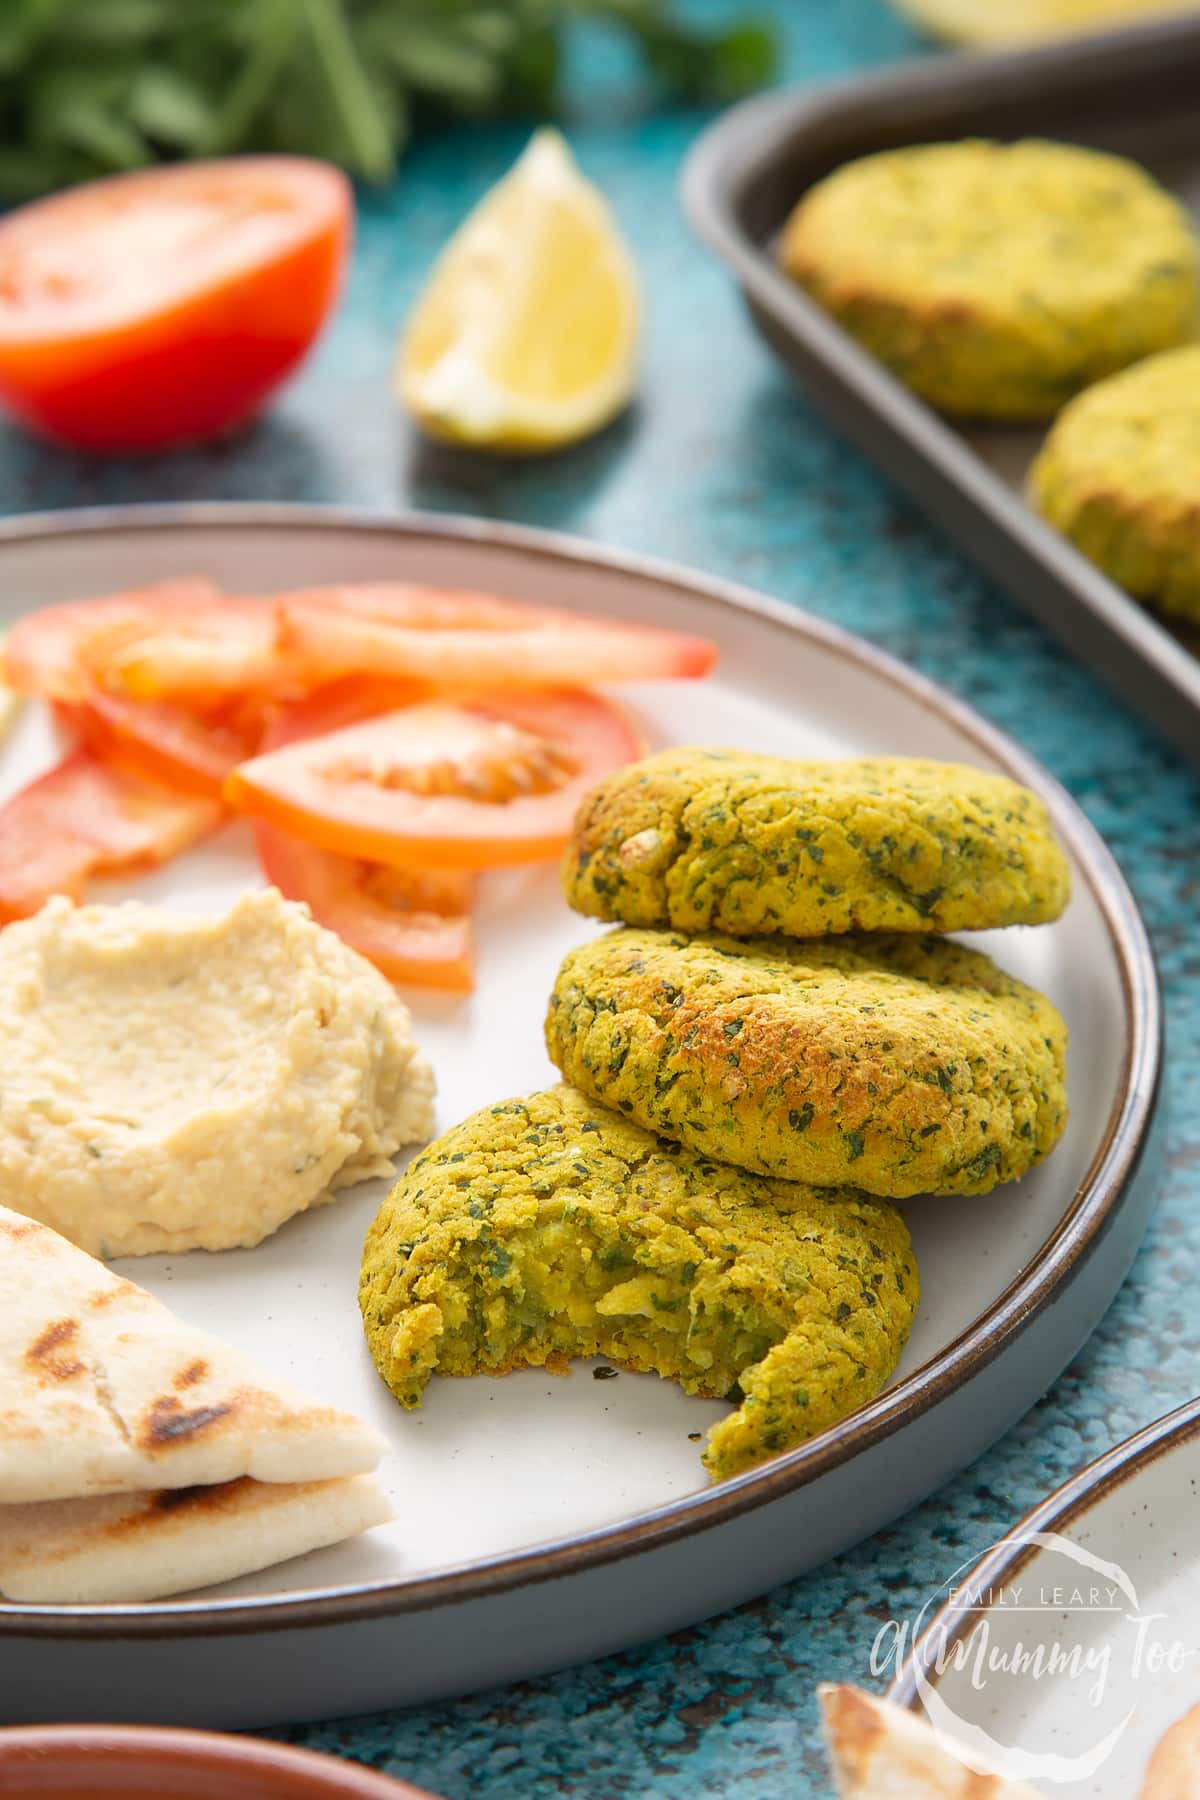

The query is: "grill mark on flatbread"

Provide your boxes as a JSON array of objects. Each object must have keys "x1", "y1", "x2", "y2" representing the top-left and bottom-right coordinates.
[
  {"x1": 825, "y1": 1682, "x2": 887, "y2": 1783},
  {"x1": 92, "y1": 1359, "x2": 134, "y2": 1450},
  {"x1": 146, "y1": 1477, "x2": 277, "y2": 1520},
  {"x1": 13, "y1": 1477, "x2": 339, "y2": 1548},
  {"x1": 25, "y1": 1318, "x2": 139, "y2": 1453},
  {"x1": 0, "y1": 1203, "x2": 387, "y2": 1502},
  {"x1": 86, "y1": 1279, "x2": 142, "y2": 1310},
  {"x1": 152, "y1": 1483, "x2": 213, "y2": 1514},
  {"x1": 0, "y1": 1473, "x2": 393, "y2": 1602},
  {"x1": 25, "y1": 1319, "x2": 86, "y2": 1382},
  {"x1": 139, "y1": 1395, "x2": 234, "y2": 1448},
  {"x1": 818, "y1": 1683, "x2": 1043, "y2": 1799}
]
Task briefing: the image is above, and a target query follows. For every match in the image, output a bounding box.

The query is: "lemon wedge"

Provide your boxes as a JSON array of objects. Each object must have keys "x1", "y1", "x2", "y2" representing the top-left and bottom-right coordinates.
[
  {"x1": 0, "y1": 635, "x2": 22, "y2": 743},
  {"x1": 399, "y1": 130, "x2": 640, "y2": 454},
  {"x1": 892, "y1": 0, "x2": 1198, "y2": 42}
]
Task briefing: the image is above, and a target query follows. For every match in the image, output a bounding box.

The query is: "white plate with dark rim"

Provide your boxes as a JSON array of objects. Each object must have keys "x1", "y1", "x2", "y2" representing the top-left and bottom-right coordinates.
[
  {"x1": 0, "y1": 504, "x2": 1163, "y2": 1729},
  {"x1": 889, "y1": 1396, "x2": 1200, "y2": 1796}
]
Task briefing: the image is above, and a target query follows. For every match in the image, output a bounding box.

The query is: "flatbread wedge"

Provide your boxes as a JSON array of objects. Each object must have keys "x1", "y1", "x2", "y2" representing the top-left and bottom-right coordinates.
[
  {"x1": 819, "y1": 1684, "x2": 1044, "y2": 1798},
  {"x1": 1141, "y1": 1695, "x2": 1200, "y2": 1798},
  {"x1": 0, "y1": 1205, "x2": 387, "y2": 1502},
  {"x1": 0, "y1": 1471, "x2": 391, "y2": 1603}
]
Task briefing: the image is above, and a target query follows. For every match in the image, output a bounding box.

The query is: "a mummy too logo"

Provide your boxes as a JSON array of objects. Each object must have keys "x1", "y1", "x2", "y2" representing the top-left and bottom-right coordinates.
[{"x1": 870, "y1": 1533, "x2": 1194, "y2": 1783}]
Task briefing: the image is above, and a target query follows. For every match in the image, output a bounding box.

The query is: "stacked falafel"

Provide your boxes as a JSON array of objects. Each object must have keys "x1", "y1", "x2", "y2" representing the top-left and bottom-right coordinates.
[{"x1": 361, "y1": 750, "x2": 1070, "y2": 1480}]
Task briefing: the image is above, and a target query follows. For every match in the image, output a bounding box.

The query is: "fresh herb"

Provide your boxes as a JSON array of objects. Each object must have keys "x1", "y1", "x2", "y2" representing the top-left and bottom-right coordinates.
[{"x1": 0, "y1": 0, "x2": 776, "y2": 201}]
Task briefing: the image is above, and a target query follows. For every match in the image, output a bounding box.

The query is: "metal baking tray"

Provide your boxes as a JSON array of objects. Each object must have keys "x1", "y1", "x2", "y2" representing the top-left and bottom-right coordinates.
[{"x1": 683, "y1": 14, "x2": 1200, "y2": 760}]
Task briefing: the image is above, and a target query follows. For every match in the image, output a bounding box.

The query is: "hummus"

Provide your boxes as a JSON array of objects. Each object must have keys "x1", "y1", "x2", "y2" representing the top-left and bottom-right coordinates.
[{"x1": 0, "y1": 888, "x2": 435, "y2": 1258}]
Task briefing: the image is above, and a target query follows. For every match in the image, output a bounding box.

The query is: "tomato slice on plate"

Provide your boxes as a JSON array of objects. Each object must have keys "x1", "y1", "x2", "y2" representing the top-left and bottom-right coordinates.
[
  {"x1": 259, "y1": 675, "x2": 431, "y2": 751},
  {"x1": 278, "y1": 584, "x2": 718, "y2": 689},
  {"x1": 227, "y1": 689, "x2": 642, "y2": 869},
  {"x1": 0, "y1": 748, "x2": 222, "y2": 922},
  {"x1": 4, "y1": 578, "x2": 221, "y2": 701},
  {"x1": 4, "y1": 579, "x2": 293, "y2": 704},
  {"x1": 57, "y1": 691, "x2": 267, "y2": 798},
  {"x1": 0, "y1": 158, "x2": 351, "y2": 452},
  {"x1": 256, "y1": 824, "x2": 475, "y2": 992}
]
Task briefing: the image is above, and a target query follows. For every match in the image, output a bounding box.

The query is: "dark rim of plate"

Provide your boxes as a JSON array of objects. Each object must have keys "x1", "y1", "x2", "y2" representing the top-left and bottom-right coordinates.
[
  {"x1": 0, "y1": 503, "x2": 1162, "y2": 1640},
  {"x1": 888, "y1": 1392, "x2": 1200, "y2": 1713}
]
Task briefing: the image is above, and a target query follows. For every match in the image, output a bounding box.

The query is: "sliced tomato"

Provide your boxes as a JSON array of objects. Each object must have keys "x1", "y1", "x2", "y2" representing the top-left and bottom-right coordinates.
[
  {"x1": 0, "y1": 158, "x2": 351, "y2": 452},
  {"x1": 256, "y1": 824, "x2": 475, "y2": 992},
  {"x1": 0, "y1": 749, "x2": 222, "y2": 922},
  {"x1": 259, "y1": 675, "x2": 431, "y2": 752},
  {"x1": 226, "y1": 689, "x2": 642, "y2": 869},
  {"x1": 4, "y1": 579, "x2": 301, "y2": 705},
  {"x1": 277, "y1": 584, "x2": 718, "y2": 690},
  {"x1": 57, "y1": 691, "x2": 268, "y2": 798},
  {"x1": 4, "y1": 578, "x2": 222, "y2": 701}
]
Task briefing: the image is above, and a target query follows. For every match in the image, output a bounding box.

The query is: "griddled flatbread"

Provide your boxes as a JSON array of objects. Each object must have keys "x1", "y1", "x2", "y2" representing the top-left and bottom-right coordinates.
[
  {"x1": 0, "y1": 1472, "x2": 391, "y2": 1603},
  {"x1": 819, "y1": 1685, "x2": 1044, "y2": 1798},
  {"x1": 1141, "y1": 1696, "x2": 1200, "y2": 1798},
  {"x1": 0, "y1": 1206, "x2": 386, "y2": 1502}
]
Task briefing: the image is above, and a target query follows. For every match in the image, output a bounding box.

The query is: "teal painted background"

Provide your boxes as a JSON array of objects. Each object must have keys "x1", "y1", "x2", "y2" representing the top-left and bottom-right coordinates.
[{"x1": 3, "y1": 1, "x2": 1197, "y2": 1792}]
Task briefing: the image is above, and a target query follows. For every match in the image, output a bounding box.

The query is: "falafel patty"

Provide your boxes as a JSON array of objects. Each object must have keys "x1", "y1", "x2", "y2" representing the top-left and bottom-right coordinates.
[
  {"x1": 779, "y1": 139, "x2": 1199, "y2": 421},
  {"x1": 359, "y1": 1085, "x2": 918, "y2": 1481},
  {"x1": 546, "y1": 929, "x2": 1067, "y2": 1198},
  {"x1": 1030, "y1": 346, "x2": 1200, "y2": 623},
  {"x1": 562, "y1": 749, "x2": 1070, "y2": 938}
]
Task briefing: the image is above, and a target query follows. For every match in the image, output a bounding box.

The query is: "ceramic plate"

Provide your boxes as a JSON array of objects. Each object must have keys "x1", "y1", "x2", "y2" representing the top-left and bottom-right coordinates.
[
  {"x1": 0, "y1": 506, "x2": 1162, "y2": 1728},
  {"x1": 889, "y1": 1396, "x2": 1200, "y2": 1795}
]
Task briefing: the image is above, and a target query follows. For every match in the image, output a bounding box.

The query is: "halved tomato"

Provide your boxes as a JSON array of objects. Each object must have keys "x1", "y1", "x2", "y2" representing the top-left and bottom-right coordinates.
[
  {"x1": 3, "y1": 579, "x2": 292, "y2": 704},
  {"x1": 0, "y1": 748, "x2": 222, "y2": 922},
  {"x1": 58, "y1": 691, "x2": 268, "y2": 798},
  {"x1": 0, "y1": 158, "x2": 351, "y2": 452},
  {"x1": 226, "y1": 689, "x2": 642, "y2": 869},
  {"x1": 277, "y1": 584, "x2": 718, "y2": 690},
  {"x1": 256, "y1": 824, "x2": 474, "y2": 992}
]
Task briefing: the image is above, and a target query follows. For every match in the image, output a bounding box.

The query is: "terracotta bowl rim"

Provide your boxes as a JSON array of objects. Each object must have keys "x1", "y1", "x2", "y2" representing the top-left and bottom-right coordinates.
[{"x1": 0, "y1": 1724, "x2": 437, "y2": 1797}]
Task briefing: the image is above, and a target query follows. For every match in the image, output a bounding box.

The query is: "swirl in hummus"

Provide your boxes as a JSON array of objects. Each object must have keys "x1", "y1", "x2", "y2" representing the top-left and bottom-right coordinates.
[{"x1": 0, "y1": 888, "x2": 434, "y2": 1258}]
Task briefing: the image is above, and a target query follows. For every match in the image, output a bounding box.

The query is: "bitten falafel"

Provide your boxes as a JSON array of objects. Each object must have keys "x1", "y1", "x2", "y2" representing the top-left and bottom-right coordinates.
[{"x1": 359, "y1": 1085, "x2": 918, "y2": 1481}]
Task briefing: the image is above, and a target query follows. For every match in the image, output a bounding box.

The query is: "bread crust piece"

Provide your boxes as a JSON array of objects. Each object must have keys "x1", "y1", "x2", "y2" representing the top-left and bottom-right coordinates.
[
  {"x1": 0, "y1": 1204, "x2": 387, "y2": 1503},
  {"x1": 780, "y1": 139, "x2": 1198, "y2": 421},
  {"x1": 818, "y1": 1685, "x2": 1043, "y2": 1799},
  {"x1": 546, "y1": 929, "x2": 1067, "y2": 1199},
  {"x1": 562, "y1": 749, "x2": 1070, "y2": 937},
  {"x1": 0, "y1": 1472, "x2": 392, "y2": 1604},
  {"x1": 359, "y1": 1086, "x2": 918, "y2": 1481},
  {"x1": 1031, "y1": 345, "x2": 1200, "y2": 623},
  {"x1": 1141, "y1": 1695, "x2": 1200, "y2": 1798}
]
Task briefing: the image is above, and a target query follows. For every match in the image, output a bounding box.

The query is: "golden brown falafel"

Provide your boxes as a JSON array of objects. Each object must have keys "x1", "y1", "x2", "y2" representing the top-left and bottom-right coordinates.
[
  {"x1": 780, "y1": 140, "x2": 1198, "y2": 420},
  {"x1": 562, "y1": 749, "x2": 1070, "y2": 938},
  {"x1": 545, "y1": 929, "x2": 1067, "y2": 1198},
  {"x1": 359, "y1": 1085, "x2": 918, "y2": 1481},
  {"x1": 1031, "y1": 345, "x2": 1200, "y2": 623}
]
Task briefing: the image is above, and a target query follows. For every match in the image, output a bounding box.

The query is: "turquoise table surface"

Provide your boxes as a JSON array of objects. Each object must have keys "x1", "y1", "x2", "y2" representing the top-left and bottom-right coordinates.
[{"x1": 4, "y1": 1, "x2": 1198, "y2": 1793}]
